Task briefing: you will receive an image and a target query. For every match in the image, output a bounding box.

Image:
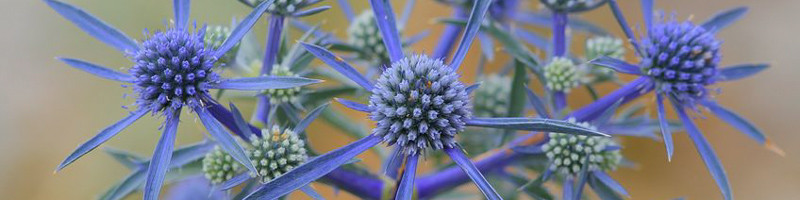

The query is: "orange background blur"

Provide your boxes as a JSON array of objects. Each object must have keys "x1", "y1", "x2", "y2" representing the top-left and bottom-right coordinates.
[{"x1": 1, "y1": 0, "x2": 798, "y2": 199}]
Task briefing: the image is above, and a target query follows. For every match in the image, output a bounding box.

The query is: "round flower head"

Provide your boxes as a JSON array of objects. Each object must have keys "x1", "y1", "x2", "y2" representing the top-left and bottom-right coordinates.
[
  {"x1": 247, "y1": 126, "x2": 308, "y2": 183},
  {"x1": 544, "y1": 57, "x2": 580, "y2": 93},
  {"x1": 586, "y1": 36, "x2": 626, "y2": 79},
  {"x1": 260, "y1": 0, "x2": 305, "y2": 15},
  {"x1": 265, "y1": 64, "x2": 302, "y2": 104},
  {"x1": 369, "y1": 54, "x2": 471, "y2": 155},
  {"x1": 202, "y1": 146, "x2": 242, "y2": 184},
  {"x1": 472, "y1": 74, "x2": 511, "y2": 118},
  {"x1": 347, "y1": 11, "x2": 393, "y2": 65},
  {"x1": 129, "y1": 28, "x2": 219, "y2": 114},
  {"x1": 541, "y1": 0, "x2": 596, "y2": 11},
  {"x1": 641, "y1": 18, "x2": 721, "y2": 105},
  {"x1": 541, "y1": 119, "x2": 621, "y2": 176},
  {"x1": 204, "y1": 25, "x2": 237, "y2": 65}
]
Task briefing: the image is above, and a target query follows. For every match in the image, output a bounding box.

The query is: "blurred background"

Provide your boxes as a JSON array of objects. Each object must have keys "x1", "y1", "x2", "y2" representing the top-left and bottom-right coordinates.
[{"x1": 1, "y1": 0, "x2": 798, "y2": 199}]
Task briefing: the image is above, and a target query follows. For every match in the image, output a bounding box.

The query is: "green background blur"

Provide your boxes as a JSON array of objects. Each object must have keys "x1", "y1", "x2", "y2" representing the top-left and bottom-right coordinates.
[{"x1": 2, "y1": 0, "x2": 799, "y2": 199}]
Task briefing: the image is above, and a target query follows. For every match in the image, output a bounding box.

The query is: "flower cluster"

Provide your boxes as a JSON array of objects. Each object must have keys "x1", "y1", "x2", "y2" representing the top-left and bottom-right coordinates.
[{"x1": 46, "y1": 0, "x2": 776, "y2": 200}]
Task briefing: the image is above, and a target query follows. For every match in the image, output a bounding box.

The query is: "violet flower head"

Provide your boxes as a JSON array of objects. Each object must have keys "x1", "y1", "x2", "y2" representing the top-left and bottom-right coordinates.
[{"x1": 370, "y1": 54, "x2": 471, "y2": 155}]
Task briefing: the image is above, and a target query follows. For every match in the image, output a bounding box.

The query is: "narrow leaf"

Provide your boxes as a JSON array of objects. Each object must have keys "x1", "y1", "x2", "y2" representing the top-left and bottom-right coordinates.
[
  {"x1": 592, "y1": 171, "x2": 629, "y2": 196},
  {"x1": 196, "y1": 108, "x2": 258, "y2": 174},
  {"x1": 525, "y1": 87, "x2": 550, "y2": 118},
  {"x1": 300, "y1": 185, "x2": 326, "y2": 200},
  {"x1": 292, "y1": 6, "x2": 331, "y2": 17},
  {"x1": 44, "y1": 0, "x2": 139, "y2": 52},
  {"x1": 57, "y1": 58, "x2": 134, "y2": 82},
  {"x1": 465, "y1": 83, "x2": 481, "y2": 94},
  {"x1": 173, "y1": 0, "x2": 190, "y2": 30},
  {"x1": 716, "y1": 64, "x2": 768, "y2": 82},
  {"x1": 383, "y1": 146, "x2": 404, "y2": 179},
  {"x1": 220, "y1": 173, "x2": 250, "y2": 190},
  {"x1": 466, "y1": 117, "x2": 610, "y2": 137},
  {"x1": 211, "y1": 76, "x2": 321, "y2": 90},
  {"x1": 589, "y1": 56, "x2": 641, "y2": 75},
  {"x1": 369, "y1": 0, "x2": 404, "y2": 62},
  {"x1": 395, "y1": 154, "x2": 418, "y2": 200},
  {"x1": 641, "y1": 0, "x2": 653, "y2": 33},
  {"x1": 56, "y1": 109, "x2": 148, "y2": 172},
  {"x1": 335, "y1": 98, "x2": 372, "y2": 113},
  {"x1": 244, "y1": 135, "x2": 382, "y2": 199},
  {"x1": 143, "y1": 112, "x2": 180, "y2": 200},
  {"x1": 443, "y1": 147, "x2": 501, "y2": 200},
  {"x1": 301, "y1": 43, "x2": 375, "y2": 91},
  {"x1": 229, "y1": 103, "x2": 256, "y2": 138},
  {"x1": 214, "y1": 0, "x2": 273, "y2": 58},
  {"x1": 656, "y1": 93, "x2": 675, "y2": 161},
  {"x1": 701, "y1": 7, "x2": 748, "y2": 32},
  {"x1": 673, "y1": 103, "x2": 733, "y2": 200},
  {"x1": 450, "y1": 0, "x2": 492, "y2": 70},
  {"x1": 702, "y1": 101, "x2": 783, "y2": 155},
  {"x1": 293, "y1": 102, "x2": 330, "y2": 133}
]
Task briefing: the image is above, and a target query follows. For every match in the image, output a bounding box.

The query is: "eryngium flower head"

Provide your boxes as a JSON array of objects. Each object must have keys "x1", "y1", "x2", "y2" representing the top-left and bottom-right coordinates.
[
  {"x1": 247, "y1": 126, "x2": 308, "y2": 183},
  {"x1": 472, "y1": 74, "x2": 511, "y2": 118},
  {"x1": 347, "y1": 11, "x2": 392, "y2": 65},
  {"x1": 265, "y1": 65, "x2": 302, "y2": 104},
  {"x1": 129, "y1": 28, "x2": 218, "y2": 114},
  {"x1": 369, "y1": 54, "x2": 471, "y2": 155},
  {"x1": 202, "y1": 145, "x2": 242, "y2": 184},
  {"x1": 542, "y1": 119, "x2": 621, "y2": 175},
  {"x1": 260, "y1": 0, "x2": 305, "y2": 15},
  {"x1": 541, "y1": 0, "x2": 596, "y2": 11},
  {"x1": 641, "y1": 18, "x2": 721, "y2": 105},
  {"x1": 544, "y1": 57, "x2": 580, "y2": 93},
  {"x1": 204, "y1": 25, "x2": 237, "y2": 65}
]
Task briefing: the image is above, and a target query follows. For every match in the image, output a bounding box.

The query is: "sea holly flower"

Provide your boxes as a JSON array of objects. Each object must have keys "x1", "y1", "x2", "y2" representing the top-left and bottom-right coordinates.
[
  {"x1": 583, "y1": 0, "x2": 780, "y2": 199},
  {"x1": 247, "y1": 126, "x2": 309, "y2": 183},
  {"x1": 202, "y1": 146, "x2": 242, "y2": 184},
  {"x1": 44, "y1": 0, "x2": 322, "y2": 199},
  {"x1": 243, "y1": 1, "x2": 609, "y2": 199},
  {"x1": 544, "y1": 57, "x2": 581, "y2": 93}
]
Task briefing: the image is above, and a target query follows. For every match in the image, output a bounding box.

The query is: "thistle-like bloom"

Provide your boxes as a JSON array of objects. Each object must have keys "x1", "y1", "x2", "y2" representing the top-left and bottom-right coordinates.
[
  {"x1": 544, "y1": 57, "x2": 581, "y2": 93},
  {"x1": 585, "y1": 1, "x2": 779, "y2": 199},
  {"x1": 247, "y1": 126, "x2": 309, "y2": 183},
  {"x1": 202, "y1": 146, "x2": 242, "y2": 184},
  {"x1": 243, "y1": 1, "x2": 608, "y2": 199},
  {"x1": 45, "y1": 1, "x2": 321, "y2": 199}
]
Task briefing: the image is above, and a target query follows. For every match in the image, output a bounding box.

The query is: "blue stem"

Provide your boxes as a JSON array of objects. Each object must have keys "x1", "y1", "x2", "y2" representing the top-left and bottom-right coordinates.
[
  {"x1": 552, "y1": 12, "x2": 568, "y2": 111},
  {"x1": 254, "y1": 15, "x2": 285, "y2": 125}
]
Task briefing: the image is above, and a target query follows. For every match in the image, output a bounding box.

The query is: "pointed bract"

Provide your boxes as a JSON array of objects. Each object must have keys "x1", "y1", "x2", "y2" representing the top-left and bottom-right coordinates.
[
  {"x1": 395, "y1": 154, "x2": 419, "y2": 200},
  {"x1": 444, "y1": 147, "x2": 501, "y2": 200},
  {"x1": 57, "y1": 58, "x2": 134, "y2": 82},
  {"x1": 56, "y1": 109, "x2": 149, "y2": 172},
  {"x1": 44, "y1": 0, "x2": 139, "y2": 52},
  {"x1": 143, "y1": 112, "x2": 180, "y2": 200},
  {"x1": 673, "y1": 102, "x2": 733, "y2": 200},
  {"x1": 701, "y1": 6, "x2": 748, "y2": 33},
  {"x1": 211, "y1": 76, "x2": 321, "y2": 90},
  {"x1": 450, "y1": 0, "x2": 492, "y2": 70},
  {"x1": 214, "y1": 0, "x2": 274, "y2": 58},
  {"x1": 173, "y1": 0, "x2": 190, "y2": 30}
]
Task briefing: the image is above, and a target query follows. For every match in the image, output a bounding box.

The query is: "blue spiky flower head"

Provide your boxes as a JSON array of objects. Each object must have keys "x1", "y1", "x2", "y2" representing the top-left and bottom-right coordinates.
[
  {"x1": 369, "y1": 54, "x2": 471, "y2": 155},
  {"x1": 130, "y1": 28, "x2": 219, "y2": 114},
  {"x1": 541, "y1": 118, "x2": 621, "y2": 176},
  {"x1": 641, "y1": 16, "x2": 721, "y2": 105},
  {"x1": 247, "y1": 126, "x2": 308, "y2": 183}
]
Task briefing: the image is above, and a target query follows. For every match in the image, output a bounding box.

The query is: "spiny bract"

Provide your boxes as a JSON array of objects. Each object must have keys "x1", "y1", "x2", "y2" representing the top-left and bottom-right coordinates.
[
  {"x1": 641, "y1": 17, "x2": 721, "y2": 105},
  {"x1": 369, "y1": 54, "x2": 471, "y2": 155},
  {"x1": 541, "y1": 119, "x2": 621, "y2": 176},
  {"x1": 202, "y1": 146, "x2": 242, "y2": 184},
  {"x1": 586, "y1": 36, "x2": 626, "y2": 79},
  {"x1": 129, "y1": 28, "x2": 218, "y2": 114},
  {"x1": 544, "y1": 57, "x2": 580, "y2": 93},
  {"x1": 247, "y1": 126, "x2": 308, "y2": 183}
]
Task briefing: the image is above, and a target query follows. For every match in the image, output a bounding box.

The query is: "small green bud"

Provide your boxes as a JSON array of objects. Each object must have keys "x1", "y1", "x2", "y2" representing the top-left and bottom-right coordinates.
[
  {"x1": 202, "y1": 146, "x2": 242, "y2": 184},
  {"x1": 544, "y1": 57, "x2": 580, "y2": 93}
]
